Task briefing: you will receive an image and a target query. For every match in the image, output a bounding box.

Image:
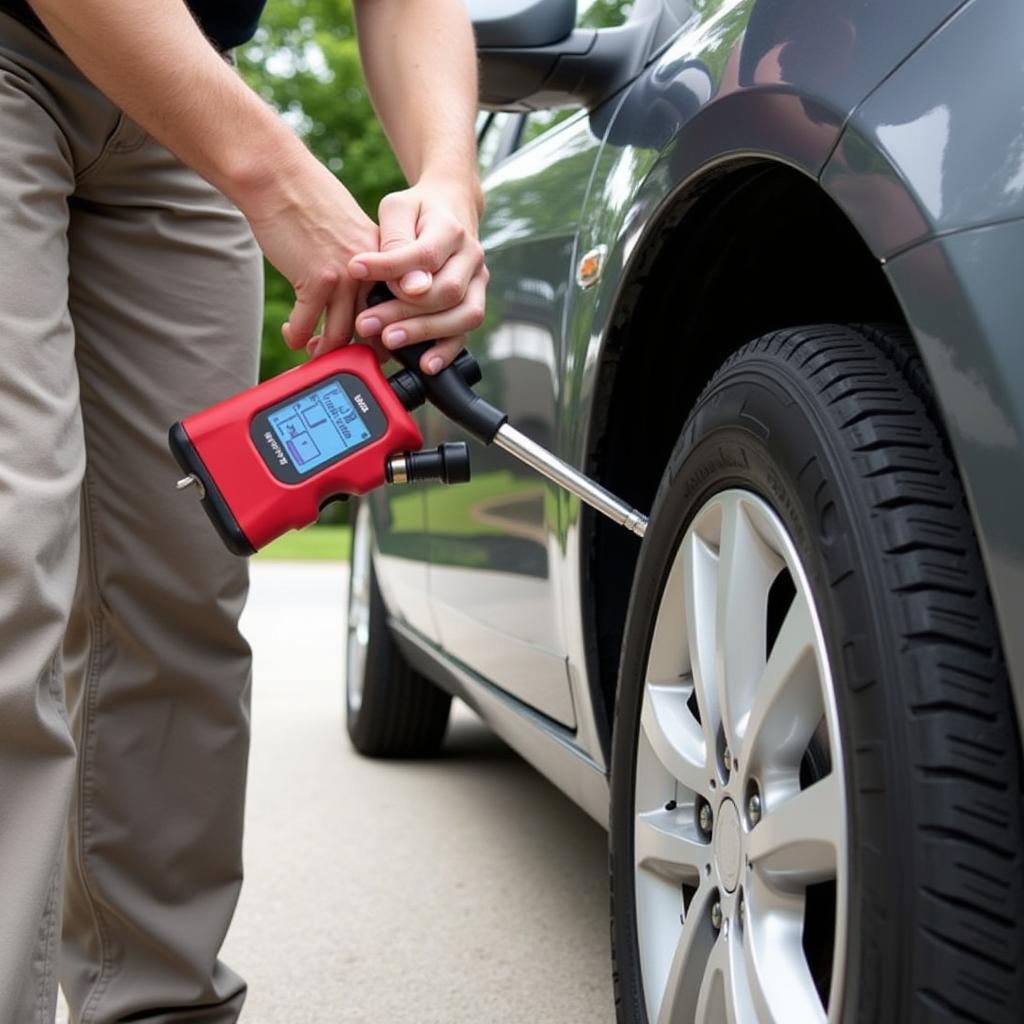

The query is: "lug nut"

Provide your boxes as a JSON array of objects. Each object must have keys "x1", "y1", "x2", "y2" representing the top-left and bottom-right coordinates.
[
  {"x1": 722, "y1": 746, "x2": 732, "y2": 776},
  {"x1": 711, "y1": 901, "x2": 723, "y2": 931},
  {"x1": 748, "y1": 792, "x2": 762, "y2": 827},
  {"x1": 698, "y1": 800, "x2": 713, "y2": 835}
]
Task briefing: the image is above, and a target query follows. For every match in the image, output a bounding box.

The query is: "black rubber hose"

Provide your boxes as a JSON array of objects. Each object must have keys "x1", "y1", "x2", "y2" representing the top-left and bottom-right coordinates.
[{"x1": 368, "y1": 283, "x2": 506, "y2": 443}]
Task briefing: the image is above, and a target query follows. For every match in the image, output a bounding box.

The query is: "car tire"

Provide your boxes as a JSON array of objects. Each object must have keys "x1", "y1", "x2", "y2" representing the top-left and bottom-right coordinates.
[
  {"x1": 345, "y1": 500, "x2": 452, "y2": 757},
  {"x1": 610, "y1": 324, "x2": 1024, "y2": 1023}
]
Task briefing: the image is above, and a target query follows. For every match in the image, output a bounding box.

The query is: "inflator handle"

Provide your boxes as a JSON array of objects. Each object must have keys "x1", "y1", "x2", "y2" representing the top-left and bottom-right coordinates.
[{"x1": 366, "y1": 282, "x2": 506, "y2": 444}]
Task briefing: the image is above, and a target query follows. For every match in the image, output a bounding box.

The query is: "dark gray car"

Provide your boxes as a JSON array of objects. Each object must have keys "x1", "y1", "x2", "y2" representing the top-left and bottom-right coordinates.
[{"x1": 345, "y1": 1, "x2": 1024, "y2": 1021}]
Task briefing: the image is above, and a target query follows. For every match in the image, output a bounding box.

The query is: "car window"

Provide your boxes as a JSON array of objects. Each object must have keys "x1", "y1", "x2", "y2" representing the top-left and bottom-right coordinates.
[
  {"x1": 477, "y1": 112, "x2": 516, "y2": 175},
  {"x1": 661, "y1": 0, "x2": 691, "y2": 16},
  {"x1": 578, "y1": 0, "x2": 636, "y2": 29},
  {"x1": 519, "y1": 108, "x2": 579, "y2": 148}
]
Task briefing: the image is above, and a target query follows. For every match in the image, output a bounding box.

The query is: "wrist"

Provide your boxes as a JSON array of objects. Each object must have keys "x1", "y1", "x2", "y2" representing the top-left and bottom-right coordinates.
[
  {"x1": 221, "y1": 129, "x2": 321, "y2": 224},
  {"x1": 416, "y1": 168, "x2": 485, "y2": 226}
]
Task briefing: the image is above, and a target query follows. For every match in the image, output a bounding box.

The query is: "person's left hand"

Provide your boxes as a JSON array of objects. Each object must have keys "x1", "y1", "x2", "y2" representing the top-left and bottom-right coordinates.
[{"x1": 348, "y1": 179, "x2": 488, "y2": 375}]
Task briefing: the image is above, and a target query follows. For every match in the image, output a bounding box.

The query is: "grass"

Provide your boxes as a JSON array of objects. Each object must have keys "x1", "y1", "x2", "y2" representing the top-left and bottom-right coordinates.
[{"x1": 254, "y1": 524, "x2": 351, "y2": 561}]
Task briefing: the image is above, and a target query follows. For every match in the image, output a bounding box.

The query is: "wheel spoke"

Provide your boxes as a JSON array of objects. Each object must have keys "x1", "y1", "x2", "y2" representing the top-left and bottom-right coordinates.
[
  {"x1": 682, "y1": 530, "x2": 721, "y2": 757},
  {"x1": 636, "y1": 809, "x2": 707, "y2": 883},
  {"x1": 694, "y1": 937, "x2": 730, "y2": 1024},
  {"x1": 743, "y1": 873, "x2": 827, "y2": 1024},
  {"x1": 747, "y1": 773, "x2": 842, "y2": 889},
  {"x1": 715, "y1": 495, "x2": 784, "y2": 749},
  {"x1": 641, "y1": 683, "x2": 708, "y2": 795},
  {"x1": 739, "y1": 589, "x2": 822, "y2": 767},
  {"x1": 654, "y1": 879, "x2": 717, "y2": 1024},
  {"x1": 646, "y1": 542, "x2": 690, "y2": 685}
]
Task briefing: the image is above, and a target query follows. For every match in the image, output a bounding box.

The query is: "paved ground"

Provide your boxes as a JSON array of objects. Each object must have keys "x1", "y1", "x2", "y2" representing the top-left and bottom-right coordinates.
[{"x1": 220, "y1": 561, "x2": 615, "y2": 1023}]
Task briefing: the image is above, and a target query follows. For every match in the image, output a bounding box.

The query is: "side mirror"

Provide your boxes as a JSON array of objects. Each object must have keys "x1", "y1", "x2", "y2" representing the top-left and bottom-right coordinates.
[
  {"x1": 466, "y1": 0, "x2": 659, "y2": 112},
  {"x1": 467, "y1": 0, "x2": 576, "y2": 48}
]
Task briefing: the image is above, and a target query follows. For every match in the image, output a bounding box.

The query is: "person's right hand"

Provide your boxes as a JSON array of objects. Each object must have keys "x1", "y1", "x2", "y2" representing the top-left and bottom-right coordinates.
[{"x1": 244, "y1": 157, "x2": 380, "y2": 359}]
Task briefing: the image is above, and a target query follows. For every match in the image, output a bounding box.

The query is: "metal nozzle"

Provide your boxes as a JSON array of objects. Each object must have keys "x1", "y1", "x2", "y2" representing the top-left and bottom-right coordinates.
[{"x1": 176, "y1": 474, "x2": 205, "y2": 499}]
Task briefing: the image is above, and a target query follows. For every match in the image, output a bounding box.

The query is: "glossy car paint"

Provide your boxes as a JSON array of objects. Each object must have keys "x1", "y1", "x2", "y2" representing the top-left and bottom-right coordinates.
[
  {"x1": 417, "y1": 115, "x2": 606, "y2": 730},
  {"x1": 820, "y1": 0, "x2": 1024, "y2": 705},
  {"x1": 373, "y1": 0, "x2": 1024, "y2": 823}
]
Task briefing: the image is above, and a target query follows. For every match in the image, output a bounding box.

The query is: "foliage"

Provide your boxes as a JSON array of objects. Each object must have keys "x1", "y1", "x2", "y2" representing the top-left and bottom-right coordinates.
[
  {"x1": 239, "y1": 0, "x2": 405, "y2": 380},
  {"x1": 578, "y1": 0, "x2": 636, "y2": 29},
  {"x1": 254, "y1": 524, "x2": 351, "y2": 560}
]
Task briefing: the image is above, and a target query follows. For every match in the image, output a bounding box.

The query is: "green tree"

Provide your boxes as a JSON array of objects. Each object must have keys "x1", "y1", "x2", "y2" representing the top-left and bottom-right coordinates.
[{"x1": 240, "y1": 0, "x2": 405, "y2": 379}]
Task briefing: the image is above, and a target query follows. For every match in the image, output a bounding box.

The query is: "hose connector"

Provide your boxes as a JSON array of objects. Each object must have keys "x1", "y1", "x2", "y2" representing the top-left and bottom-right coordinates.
[{"x1": 385, "y1": 442, "x2": 471, "y2": 486}]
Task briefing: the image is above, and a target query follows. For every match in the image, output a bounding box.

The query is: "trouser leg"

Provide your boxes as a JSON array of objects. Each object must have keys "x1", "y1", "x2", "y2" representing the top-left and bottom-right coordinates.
[
  {"x1": 0, "y1": 32, "x2": 84, "y2": 1024},
  {"x1": 59, "y1": 113, "x2": 263, "y2": 1023}
]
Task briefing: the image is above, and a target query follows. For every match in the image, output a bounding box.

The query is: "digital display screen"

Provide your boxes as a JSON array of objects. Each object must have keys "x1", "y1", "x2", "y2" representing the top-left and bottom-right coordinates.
[{"x1": 267, "y1": 381, "x2": 371, "y2": 475}]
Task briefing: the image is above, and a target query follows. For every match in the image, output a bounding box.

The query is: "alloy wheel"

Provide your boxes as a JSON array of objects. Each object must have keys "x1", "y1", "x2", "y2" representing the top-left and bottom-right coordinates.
[{"x1": 633, "y1": 489, "x2": 848, "y2": 1023}]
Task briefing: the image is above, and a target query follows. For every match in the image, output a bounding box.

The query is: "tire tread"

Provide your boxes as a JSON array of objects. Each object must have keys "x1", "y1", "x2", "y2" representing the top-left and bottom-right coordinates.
[{"x1": 720, "y1": 324, "x2": 1023, "y2": 1021}]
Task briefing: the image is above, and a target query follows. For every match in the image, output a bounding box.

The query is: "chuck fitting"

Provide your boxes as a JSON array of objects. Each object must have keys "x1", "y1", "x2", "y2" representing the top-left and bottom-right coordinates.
[
  {"x1": 388, "y1": 350, "x2": 483, "y2": 412},
  {"x1": 386, "y1": 442, "x2": 471, "y2": 486}
]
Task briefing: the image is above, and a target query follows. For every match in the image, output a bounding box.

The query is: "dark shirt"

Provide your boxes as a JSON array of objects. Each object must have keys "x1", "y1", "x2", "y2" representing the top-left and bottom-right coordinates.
[{"x1": 0, "y1": 0, "x2": 268, "y2": 51}]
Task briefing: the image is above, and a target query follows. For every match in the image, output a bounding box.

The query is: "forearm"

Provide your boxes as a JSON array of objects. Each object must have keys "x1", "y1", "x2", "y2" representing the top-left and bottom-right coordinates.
[
  {"x1": 354, "y1": 0, "x2": 482, "y2": 215},
  {"x1": 27, "y1": 0, "x2": 311, "y2": 219}
]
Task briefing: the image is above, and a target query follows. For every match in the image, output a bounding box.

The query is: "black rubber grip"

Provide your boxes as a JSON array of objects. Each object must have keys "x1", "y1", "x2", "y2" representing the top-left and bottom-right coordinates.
[{"x1": 367, "y1": 283, "x2": 506, "y2": 444}]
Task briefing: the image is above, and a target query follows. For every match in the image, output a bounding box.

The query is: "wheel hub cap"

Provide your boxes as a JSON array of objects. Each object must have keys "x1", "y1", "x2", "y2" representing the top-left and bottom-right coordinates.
[{"x1": 713, "y1": 798, "x2": 742, "y2": 893}]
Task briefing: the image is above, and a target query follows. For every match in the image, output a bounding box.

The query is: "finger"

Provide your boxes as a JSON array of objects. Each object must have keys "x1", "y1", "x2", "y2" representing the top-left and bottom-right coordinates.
[
  {"x1": 354, "y1": 250, "x2": 481, "y2": 337},
  {"x1": 376, "y1": 191, "x2": 419, "y2": 254},
  {"x1": 349, "y1": 215, "x2": 464, "y2": 288},
  {"x1": 418, "y1": 335, "x2": 466, "y2": 375},
  {"x1": 283, "y1": 268, "x2": 339, "y2": 350},
  {"x1": 380, "y1": 275, "x2": 486, "y2": 350},
  {"x1": 350, "y1": 191, "x2": 424, "y2": 289},
  {"x1": 315, "y1": 286, "x2": 357, "y2": 356}
]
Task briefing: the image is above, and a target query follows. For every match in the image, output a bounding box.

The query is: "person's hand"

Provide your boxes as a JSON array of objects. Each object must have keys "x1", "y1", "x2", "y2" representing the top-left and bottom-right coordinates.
[
  {"x1": 244, "y1": 158, "x2": 380, "y2": 359},
  {"x1": 349, "y1": 179, "x2": 487, "y2": 375}
]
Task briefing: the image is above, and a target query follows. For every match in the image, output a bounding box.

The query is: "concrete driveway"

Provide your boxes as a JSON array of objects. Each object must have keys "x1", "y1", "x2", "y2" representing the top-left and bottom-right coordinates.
[{"x1": 221, "y1": 560, "x2": 615, "y2": 1023}]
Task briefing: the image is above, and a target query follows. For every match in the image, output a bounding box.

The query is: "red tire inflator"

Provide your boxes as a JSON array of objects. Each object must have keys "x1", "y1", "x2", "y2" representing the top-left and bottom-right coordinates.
[{"x1": 171, "y1": 284, "x2": 648, "y2": 555}]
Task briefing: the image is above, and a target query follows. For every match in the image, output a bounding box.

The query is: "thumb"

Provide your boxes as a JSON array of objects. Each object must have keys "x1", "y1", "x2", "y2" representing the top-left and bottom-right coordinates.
[{"x1": 351, "y1": 191, "x2": 432, "y2": 296}]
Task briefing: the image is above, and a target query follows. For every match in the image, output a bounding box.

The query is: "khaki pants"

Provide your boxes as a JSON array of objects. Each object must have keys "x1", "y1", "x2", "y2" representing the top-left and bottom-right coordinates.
[{"x1": 0, "y1": 14, "x2": 262, "y2": 1022}]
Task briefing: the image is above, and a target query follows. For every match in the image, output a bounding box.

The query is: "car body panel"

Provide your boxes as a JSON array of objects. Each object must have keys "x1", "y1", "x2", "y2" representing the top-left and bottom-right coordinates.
[
  {"x1": 373, "y1": 0, "x2": 1024, "y2": 800},
  {"x1": 369, "y1": 453, "x2": 439, "y2": 643},
  {"x1": 415, "y1": 113, "x2": 609, "y2": 728},
  {"x1": 553, "y1": 0, "x2": 976, "y2": 769},
  {"x1": 822, "y1": 0, "x2": 1024, "y2": 260}
]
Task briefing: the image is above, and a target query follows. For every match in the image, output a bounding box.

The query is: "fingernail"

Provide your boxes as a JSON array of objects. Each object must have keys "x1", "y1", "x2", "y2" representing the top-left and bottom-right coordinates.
[
  {"x1": 307, "y1": 339, "x2": 321, "y2": 357},
  {"x1": 349, "y1": 261, "x2": 369, "y2": 279},
  {"x1": 384, "y1": 328, "x2": 407, "y2": 348},
  {"x1": 427, "y1": 356, "x2": 443, "y2": 374},
  {"x1": 360, "y1": 316, "x2": 381, "y2": 336},
  {"x1": 402, "y1": 270, "x2": 431, "y2": 292}
]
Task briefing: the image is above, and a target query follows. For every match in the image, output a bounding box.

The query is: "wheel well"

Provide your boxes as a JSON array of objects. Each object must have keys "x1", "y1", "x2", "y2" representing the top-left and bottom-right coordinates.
[{"x1": 582, "y1": 160, "x2": 904, "y2": 752}]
